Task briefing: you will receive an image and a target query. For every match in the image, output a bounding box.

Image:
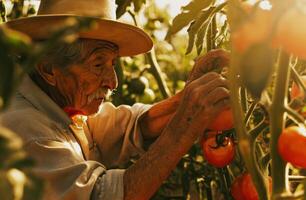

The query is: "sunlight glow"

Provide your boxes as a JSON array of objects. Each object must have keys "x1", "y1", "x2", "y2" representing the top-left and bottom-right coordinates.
[
  {"x1": 259, "y1": 1, "x2": 272, "y2": 10},
  {"x1": 247, "y1": 0, "x2": 273, "y2": 10},
  {"x1": 7, "y1": 169, "x2": 26, "y2": 200},
  {"x1": 299, "y1": 125, "x2": 306, "y2": 137},
  {"x1": 155, "y1": 0, "x2": 190, "y2": 17}
]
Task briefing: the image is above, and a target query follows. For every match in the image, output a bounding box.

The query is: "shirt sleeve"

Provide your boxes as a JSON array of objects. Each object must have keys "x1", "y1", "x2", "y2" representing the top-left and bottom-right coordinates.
[
  {"x1": 91, "y1": 169, "x2": 125, "y2": 200},
  {"x1": 24, "y1": 139, "x2": 125, "y2": 200},
  {"x1": 87, "y1": 103, "x2": 152, "y2": 168}
]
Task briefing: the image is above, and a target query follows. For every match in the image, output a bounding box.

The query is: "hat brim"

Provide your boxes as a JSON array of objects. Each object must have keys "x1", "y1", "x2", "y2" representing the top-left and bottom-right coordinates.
[{"x1": 6, "y1": 15, "x2": 153, "y2": 57}]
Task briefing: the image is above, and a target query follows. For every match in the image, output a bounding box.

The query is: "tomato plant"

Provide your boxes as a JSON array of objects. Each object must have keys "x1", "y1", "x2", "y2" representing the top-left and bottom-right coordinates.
[
  {"x1": 278, "y1": 126, "x2": 306, "y2": 168},
  {"x1": 201, "y1": 131, "x2": 235, "y2": 168}
]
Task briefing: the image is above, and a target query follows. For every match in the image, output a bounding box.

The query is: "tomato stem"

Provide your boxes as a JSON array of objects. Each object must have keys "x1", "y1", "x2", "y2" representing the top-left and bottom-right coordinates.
[
  {"x1": 217, "y1": 168, "x2": 231, "y2": 200},
  {"x1": 127, "y1": 10, "x2": 171, "y2": 99},
  {"x1": 249, "y1": 119, "x2": 268, "y2": 140},
  {"x1": 284, "y1": 106, "x2": 305, "y2": 125},
  {"x1": 291, "y1": 66, "x2": 306, "y2": 98},
  {"x1": 269, "y1": 50, "x2": 291, "y2": 198},
  {"x1": 245, "y1": 101, "x2": 258, "y2": 124},
  {"x1": 228, "y1": 37, "x2": 269, "y2": 200}
]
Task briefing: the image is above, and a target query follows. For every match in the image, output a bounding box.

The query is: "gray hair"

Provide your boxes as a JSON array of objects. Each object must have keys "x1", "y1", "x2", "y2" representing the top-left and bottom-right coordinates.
[{"x1": 37, "y1": 38, "x2": 119, "y2": 72}]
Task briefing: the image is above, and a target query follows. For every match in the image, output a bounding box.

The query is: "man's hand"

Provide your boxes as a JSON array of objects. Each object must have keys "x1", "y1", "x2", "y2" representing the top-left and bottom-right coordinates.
[
  {"x1": 124, "y1": 50, "x2": 231, "y2": 200},
  {"x1": 174, "y1": 71, "x2": 230, "y2": 137},
  {"x1": 139, "y1": 49, "x2": 230, "y2": 140},
  {"x1": 187, "y1": 49, "x2": 230, "y2": 84}
]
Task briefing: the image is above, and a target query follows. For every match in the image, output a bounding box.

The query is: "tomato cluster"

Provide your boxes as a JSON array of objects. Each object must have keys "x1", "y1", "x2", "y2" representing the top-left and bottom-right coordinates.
[
  {"x1": 201, "y1": 131, "x2": 235, "y2": 168},
  {"x1": 231, "y1": 173, "x2": 272, "y2": 200}
]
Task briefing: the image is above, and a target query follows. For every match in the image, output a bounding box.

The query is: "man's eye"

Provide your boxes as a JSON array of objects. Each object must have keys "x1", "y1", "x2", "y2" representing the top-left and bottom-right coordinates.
[{"x1": 94, "y1": 63, "x2": 103, "y2": 68}]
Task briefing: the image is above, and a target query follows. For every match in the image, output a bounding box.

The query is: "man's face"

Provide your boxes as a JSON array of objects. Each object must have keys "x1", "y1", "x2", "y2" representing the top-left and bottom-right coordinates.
[{"x1": 52, "y1": 43, "x2": 119, "y2": 116}]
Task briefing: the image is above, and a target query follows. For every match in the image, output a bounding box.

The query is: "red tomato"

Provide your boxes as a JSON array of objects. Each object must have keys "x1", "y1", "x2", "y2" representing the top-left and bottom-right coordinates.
[
  {"x1": 231, "y1": 173, "x2": 272, "y2": 200},
  {"x1": 231, "y1": 3, "x2": 273, "y2": 53},
  {"x1": 290, "y1": 76, "x2": 306, "y2": 100},
  {"x1": 241, "y1": 173, "x2": 259, "y2": 200},
  {"x1": 274, "y1": 5, "x2": 306, "y2": 59},
  {"x1": 201, "y1": 132, "x2": 235, "y2": 168},
  {"x1": 278, "y1": 126, "x2": 306, "y2": 168},
  {"x1": 231, "y1": 175, "x2": 244, "y2": 200},
  {"x1": 208, "y1": 109, "x2": 234, "y2": 131}
]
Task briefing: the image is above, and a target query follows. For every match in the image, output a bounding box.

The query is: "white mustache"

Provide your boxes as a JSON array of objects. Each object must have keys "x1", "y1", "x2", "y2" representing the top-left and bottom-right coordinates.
[{"x1": 87, "y1": 87, "x2": 111, "y2": 103}]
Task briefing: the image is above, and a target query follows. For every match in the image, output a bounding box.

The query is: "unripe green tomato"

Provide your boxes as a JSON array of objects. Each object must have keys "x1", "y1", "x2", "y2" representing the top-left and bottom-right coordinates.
[{"x1": 128, "y1": 76, "x2": 149, "y2": 95}]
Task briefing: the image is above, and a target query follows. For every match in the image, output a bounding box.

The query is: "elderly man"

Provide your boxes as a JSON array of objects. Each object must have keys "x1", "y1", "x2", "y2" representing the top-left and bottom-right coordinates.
[{"x1": 1, "y1": 0, "x2": 230, "y2": 199}]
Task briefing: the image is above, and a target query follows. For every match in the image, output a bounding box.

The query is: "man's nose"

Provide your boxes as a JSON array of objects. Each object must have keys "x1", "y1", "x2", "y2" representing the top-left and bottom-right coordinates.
[{"x1": 102, "y1": 67, "x2": 118, "y2": 90}]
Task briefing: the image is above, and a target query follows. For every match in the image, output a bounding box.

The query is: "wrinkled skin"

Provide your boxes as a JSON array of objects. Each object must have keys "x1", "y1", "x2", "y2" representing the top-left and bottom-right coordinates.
[{"x1": 36, "y1": 45, "x2": 118, "y2": 115}]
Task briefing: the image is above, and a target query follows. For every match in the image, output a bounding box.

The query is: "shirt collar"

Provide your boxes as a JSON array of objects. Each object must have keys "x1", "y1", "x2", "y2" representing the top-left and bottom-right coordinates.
[{"x1": 18, "y1": 75, "x2": 72, "y2": 127}]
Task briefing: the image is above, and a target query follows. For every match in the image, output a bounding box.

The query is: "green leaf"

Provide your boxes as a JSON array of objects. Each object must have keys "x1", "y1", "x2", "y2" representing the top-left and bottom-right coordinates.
[
  {"x1": 133, "y1": 0, "x2": 146, "y2": 12},
  {"x1": 195, "y1": 21, "x2": 210, "y2": 55},
  {"x1": 165, "y1": 0, "x2": 212, "y2": 41},
  {"x1": 116, "y1": 0, "x2": 133, "y2": 19},
  {"x1": 186, "y1": 7, "x2": 215, "y2": 55}
]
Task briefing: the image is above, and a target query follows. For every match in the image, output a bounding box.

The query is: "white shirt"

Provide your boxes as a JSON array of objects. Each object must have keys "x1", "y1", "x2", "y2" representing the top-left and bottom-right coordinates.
[{"x1": 0, "y1": 75, "x2": 152, "y2": 200}]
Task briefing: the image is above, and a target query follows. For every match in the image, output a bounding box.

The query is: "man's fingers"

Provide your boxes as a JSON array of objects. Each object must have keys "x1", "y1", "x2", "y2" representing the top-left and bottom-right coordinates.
[
  {"x1": 188, "y1": 72, "x2": 223, "y2": 87},
  {"x1": 205, "y1": 87, "x2": 230, "y2": 107},
  {"x1": 213, "y1": 98, "x2": 231, "y2": 114},
  {"x1": 194, "y1": 49, "x2": 230, "y2": 73}
]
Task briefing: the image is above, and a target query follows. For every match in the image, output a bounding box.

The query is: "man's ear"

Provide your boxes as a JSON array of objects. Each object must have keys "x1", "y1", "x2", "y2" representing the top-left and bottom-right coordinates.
[{"x1": 36, "y1": 62, "x2": 57, "y2": 86}]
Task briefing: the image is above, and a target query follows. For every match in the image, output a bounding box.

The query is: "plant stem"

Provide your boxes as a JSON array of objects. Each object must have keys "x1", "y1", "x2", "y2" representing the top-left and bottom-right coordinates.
[
  {"x1": 217, "y1": 168, "x2": 230, "y2": 200},
  {"x1": 269, "y1": 51, "x2": 291, "y2": 198},
  {"x1": 228, "y1": 55, "x2": 269, "y2": 200},
  {"x1": 249, "y1": 119, "x2": 269, "y2": 140},
  {"x1": 284, "y1": 106, "x2": 305, "y2": 125},
  {"x1": 291, "y1": 66, "x2": 306, "y2": 96},
  {"x1": 241, "y1": 87, "x2": 248, "y2": 112},
  {"x1": 145, "y1": 50, "x2": 171, "y2": 98},
  {"x1": 245, "y1": 101, "x2": 257, "y2": 124},
  {"x1": 128, "y1": 10, "x2": 171, "y2": 99}
]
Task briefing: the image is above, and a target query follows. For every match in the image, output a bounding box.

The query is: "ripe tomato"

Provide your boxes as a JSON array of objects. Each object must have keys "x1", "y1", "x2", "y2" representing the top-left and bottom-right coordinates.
[
  {"x1": 290, "y1": 76, "x2": 306, "y2": 100},
  {"x1": 241, "y1": 173, "x2": 259, "y2": 200},
  {"x1": 231, "y1": 175, "x2": 244, "y2": 200},
  {"x1": 278, "y1": 126, "x2": 306, "y2": 168},
  {"x1": 231, "y1": 173, "x2": 272, "y2": 200},
  {"x1": 208, "y1": 109, "x2": 234, "y2": 131},
  {"x1": 201, "y1": 132, "x2": 235, "y2": 168},
  {"x1": 231, "y1": 3, "x2": 273, "y2": 53},
  {"x1": 274, "y1": 5, "x2": 306, "y2": 59}
]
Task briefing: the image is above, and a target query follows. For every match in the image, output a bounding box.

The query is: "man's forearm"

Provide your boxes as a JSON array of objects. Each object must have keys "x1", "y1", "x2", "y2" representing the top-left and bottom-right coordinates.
[
  {"x1": 140, "y1": 91, "x2": 183, "y2": 139},
  {"x1": 124, "y1": 112, "x2": 198, "y2": 200}
]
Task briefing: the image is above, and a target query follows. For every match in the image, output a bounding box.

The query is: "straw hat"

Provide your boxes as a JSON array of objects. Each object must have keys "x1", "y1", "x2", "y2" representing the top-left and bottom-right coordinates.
[{"x1": 5, "y1": 0, "x2": 153, "y2": 56}]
